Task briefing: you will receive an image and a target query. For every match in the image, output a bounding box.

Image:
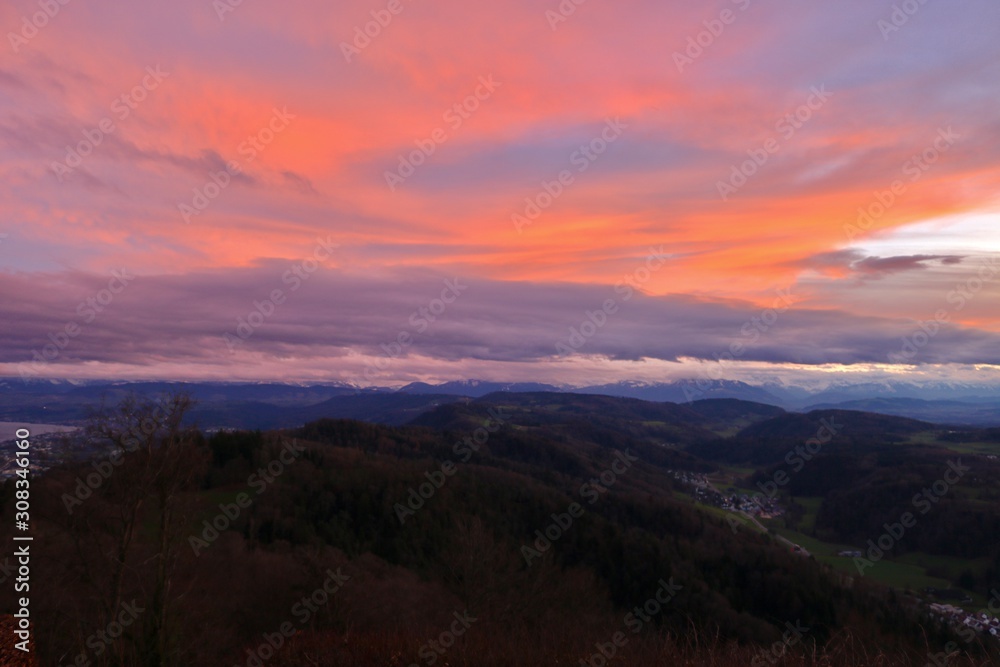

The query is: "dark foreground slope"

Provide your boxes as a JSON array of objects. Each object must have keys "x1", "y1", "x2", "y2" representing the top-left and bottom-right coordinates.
[{"x1": 2, "y1": 393, "x2": 997, "y2": 666}]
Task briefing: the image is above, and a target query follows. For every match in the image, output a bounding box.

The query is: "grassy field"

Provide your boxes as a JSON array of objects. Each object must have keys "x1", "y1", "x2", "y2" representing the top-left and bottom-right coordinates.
[
  {"x1": 693, "y1": 502, "x2": 769, "y2": 534},
  {"x1": 765, "y1": 522, "x2": 958, "y2": 594},
  {"x1": 788, "y1": 495, "x2": 823, "y2": 532},
  {"x1": 906, "y1": 430, "x2": 1000, "y2": 456},
  {"x1": 706, "y1": 464, "x2": 756, "y2": 493},
  {"x1": 856, "y1": 558, "x2": 954, "y2": 592},
  {"x1": 940, "y1": 441, "x2": 1000, "y2": 456}
]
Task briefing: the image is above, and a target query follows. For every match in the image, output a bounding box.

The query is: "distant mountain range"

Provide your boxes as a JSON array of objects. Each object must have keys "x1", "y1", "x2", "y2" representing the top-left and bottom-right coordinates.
[
  {"x1": 1, "y1": 377, "x2": 997, "y2": 428},
  {"x1": 397, "y1": 380, "x2": 562, "y2": 396},
  {"x1": 396, "y1": 379, "x2": 785, "y2": 404}
]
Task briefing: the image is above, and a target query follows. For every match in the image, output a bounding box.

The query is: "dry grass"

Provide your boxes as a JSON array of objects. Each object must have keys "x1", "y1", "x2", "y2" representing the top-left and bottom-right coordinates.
[{"x1": 254, "y1": 623, "x2": 994, "y2": 667}]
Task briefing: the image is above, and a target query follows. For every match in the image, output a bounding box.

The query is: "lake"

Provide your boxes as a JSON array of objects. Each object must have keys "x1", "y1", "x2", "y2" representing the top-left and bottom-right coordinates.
[{"x1": 0, "y1": 421, "x2": 77, "y2": 442}]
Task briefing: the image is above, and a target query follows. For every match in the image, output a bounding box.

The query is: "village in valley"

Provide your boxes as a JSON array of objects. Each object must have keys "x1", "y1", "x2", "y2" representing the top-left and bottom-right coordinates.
[
  {"x1": 668, "y1": 469, "x2": 784, "y2": 518},
  {"x1": 668, "y1": 468, "x2": 1000, "y2": 644}
]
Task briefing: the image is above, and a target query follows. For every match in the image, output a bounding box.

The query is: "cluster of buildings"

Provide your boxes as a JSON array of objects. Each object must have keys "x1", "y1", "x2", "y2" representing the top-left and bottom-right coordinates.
[
  {"x1": 667, "y1": 470, "x2": 784, "y2": 518},
  {"x1": 927, "y1": 603, "x2": 1000, "y2": 638},
  {"x1": 720, "y1": 492, "x2": 783, "y2": 518},
  {"x1": 0, "y1": 428, "x2": 87, "y2": 479},
  {"x1": 669, "y1": 470, "x2": 707, "y2": 487}
]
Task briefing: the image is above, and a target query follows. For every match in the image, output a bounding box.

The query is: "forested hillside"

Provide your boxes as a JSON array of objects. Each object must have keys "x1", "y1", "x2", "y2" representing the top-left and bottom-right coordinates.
[{"x1": 2, "y1": 393, "x2": 997, "y2": 666}]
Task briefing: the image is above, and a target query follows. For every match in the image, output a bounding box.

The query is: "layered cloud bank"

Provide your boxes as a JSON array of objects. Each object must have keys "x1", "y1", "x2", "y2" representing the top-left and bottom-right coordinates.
[{"x1": 2, "y1": 262, "x2": 999, "y2": 385}]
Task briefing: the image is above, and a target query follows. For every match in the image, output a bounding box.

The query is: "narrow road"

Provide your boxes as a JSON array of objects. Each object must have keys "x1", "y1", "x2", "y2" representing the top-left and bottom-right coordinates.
[{"x1": 736, "y1": 510, "x2": 810, "y2": 556}]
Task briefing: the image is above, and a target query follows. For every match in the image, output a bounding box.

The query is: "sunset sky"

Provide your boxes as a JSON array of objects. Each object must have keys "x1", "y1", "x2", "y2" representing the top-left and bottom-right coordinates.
[{"x1": 2, "y1": 0, "x2": 999, "y2": 387}]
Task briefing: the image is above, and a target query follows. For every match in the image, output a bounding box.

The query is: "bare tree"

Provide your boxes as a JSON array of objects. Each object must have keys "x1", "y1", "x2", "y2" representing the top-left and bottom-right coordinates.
[{"x1": 75, "y1": 392, "x2": 205, "y2": 667}]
